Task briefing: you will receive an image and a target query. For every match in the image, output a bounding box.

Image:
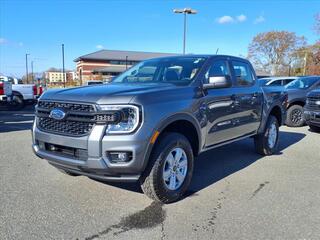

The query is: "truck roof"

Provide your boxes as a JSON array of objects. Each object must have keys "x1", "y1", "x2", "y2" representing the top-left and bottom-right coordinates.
[{"x1": 148, "y1": 54, "x2": 249, "y2": 62}]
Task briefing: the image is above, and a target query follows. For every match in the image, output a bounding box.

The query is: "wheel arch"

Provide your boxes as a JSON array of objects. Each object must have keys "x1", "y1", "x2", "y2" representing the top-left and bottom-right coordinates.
[
  {"x1": 258, "y1": 104, "x2": 285, "y2": 134},
  {"x1": 12, "y1": 91, "x2": 24, "y2": 99},
  {"x1": 155, "y1": 113, "x2": 202, "y2": 156},
  {"x1": 141, "y1": 113, "x2": 202, "y2": 175},
  {"x1": 288, "y1": 100, "x2": 305, "y2": 109}
]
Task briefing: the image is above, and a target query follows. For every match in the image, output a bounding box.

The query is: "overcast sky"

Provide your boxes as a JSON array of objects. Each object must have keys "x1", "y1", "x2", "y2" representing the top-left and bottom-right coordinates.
[{"x1": 0, "y1": 0, "x2": 319, "y2": 77}]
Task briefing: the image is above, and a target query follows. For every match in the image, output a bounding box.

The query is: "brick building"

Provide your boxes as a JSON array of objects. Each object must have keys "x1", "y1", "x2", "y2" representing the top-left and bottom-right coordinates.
[{"x1": 74, "y1": 50, "x2": 176, "y2": 84}]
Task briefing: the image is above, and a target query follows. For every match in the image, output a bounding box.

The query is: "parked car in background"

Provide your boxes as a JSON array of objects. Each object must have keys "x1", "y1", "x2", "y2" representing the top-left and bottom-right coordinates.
[
  {"x1": 0, "y1": 76, "x2": 43, "y2": 109},
  {"x1": 304, "y1": 88, "x2": 320, "y2": 132},
  {"x1": 284, "y1": 76, "x2": 320, "y2": 127},
  {"x1": 259, "y1": 76, "x2": 298, "y2": 87},
  {"x1": 32, "y1": 55, "x2": 287, "y2": 203}
]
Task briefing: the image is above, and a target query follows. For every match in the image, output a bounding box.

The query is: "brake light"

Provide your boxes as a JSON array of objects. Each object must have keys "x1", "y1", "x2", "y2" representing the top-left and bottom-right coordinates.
[
  {"x1": 0, "y1": 82, "x2": 4, "y2": 95},
  {"x1": 39, "y1": 86, "x2": 43, "y2": 95},
  {"x1": 33, "y1": 85, "x2": 37, "y2": 95}
]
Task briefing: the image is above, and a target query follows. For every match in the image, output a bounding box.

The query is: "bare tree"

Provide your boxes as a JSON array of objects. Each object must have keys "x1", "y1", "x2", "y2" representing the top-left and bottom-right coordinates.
[{"x1": 248, "y1": 31, "x2": 306, "y2": 75}]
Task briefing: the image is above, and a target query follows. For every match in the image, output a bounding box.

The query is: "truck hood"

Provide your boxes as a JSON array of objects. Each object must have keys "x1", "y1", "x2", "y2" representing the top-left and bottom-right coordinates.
[
  {"x1": 307, "y1": 88, "x2": 320, "y2": 97},
  {"x1": 40, "y1": 83, "x2": 177, "y2": 104}
]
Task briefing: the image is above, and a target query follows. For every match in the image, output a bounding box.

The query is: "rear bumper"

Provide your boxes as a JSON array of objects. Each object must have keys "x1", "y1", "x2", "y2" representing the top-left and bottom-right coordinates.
[
  {"x1": 32, "y1": 119, "x2": 154, "y2": 182},
  {"x1": 0, "y1": 95, "x2": 12, "y2": 102},
  {"x1": 304, "y1": 110, "x2": 320, "y2": 126}
]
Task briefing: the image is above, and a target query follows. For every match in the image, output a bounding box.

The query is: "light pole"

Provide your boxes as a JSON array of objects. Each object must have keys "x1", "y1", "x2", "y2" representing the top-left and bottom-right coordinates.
[
  {"x1": 31, "y1": 61, "x2": 34, "y2": 83},
  {"x1": 25, "y1": 53, "x2": 30, "y2": 83},
  {"x1": 62, "y1": 44, "x2": 65, "y2": 88},
  {"x1": 173, "y1": 8, "x2": 197, "y2": 54}
]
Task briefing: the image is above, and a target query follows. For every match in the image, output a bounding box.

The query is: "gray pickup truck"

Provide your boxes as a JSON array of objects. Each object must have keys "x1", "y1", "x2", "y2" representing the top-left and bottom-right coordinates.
[{"x1": 32, "y1": 55, "x2": 287, "y2": 203}]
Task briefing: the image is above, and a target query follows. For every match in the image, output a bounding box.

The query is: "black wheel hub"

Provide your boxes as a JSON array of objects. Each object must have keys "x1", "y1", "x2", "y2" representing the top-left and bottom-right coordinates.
[{"x1": 291, "y1": 109, "x2": 302, "y2": 124}]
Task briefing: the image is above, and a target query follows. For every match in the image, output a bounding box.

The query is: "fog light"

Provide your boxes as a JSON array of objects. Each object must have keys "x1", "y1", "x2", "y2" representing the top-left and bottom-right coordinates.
[{"x1": 107, "y1": 151, "x2": 132, "y2": 163}]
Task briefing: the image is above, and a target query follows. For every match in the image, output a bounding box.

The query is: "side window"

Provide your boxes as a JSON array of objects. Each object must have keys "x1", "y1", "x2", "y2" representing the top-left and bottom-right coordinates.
[
  {"x1": 283, "y1": 79, "x2": 293, "y2": 85},
  {"x1": 268, "y1": 80, "x2": 282, "y2": 86},
  {"x1": 204, "y1": 60, "x2": 230, "y2": 83},
  {"x1": 232, "y1": 61, "x2": 254, "y2": 86}
]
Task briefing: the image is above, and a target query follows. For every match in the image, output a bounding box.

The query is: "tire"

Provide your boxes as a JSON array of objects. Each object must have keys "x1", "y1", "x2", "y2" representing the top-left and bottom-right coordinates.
[
  {"x1": 286, "y1": 105, "x2": 305, "y2": 127},
  {"x1": 309, "y1": 124, "x2": 320, "y2": 133},
  {"x1": 140, "y1": 132, "x2": 194, "y2": 203},
  {"x1": 8, "y1": 94, "x2": 25, "y2": 110},
  {"x1": 254, "y1": 115, "x2": 279, "y2": 156}
]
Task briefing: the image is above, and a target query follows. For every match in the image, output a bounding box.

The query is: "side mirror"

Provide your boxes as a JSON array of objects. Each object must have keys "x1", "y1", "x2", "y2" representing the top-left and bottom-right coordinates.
[{"x1": 203, "y1": 75, "x2": 232, "y2": 89}]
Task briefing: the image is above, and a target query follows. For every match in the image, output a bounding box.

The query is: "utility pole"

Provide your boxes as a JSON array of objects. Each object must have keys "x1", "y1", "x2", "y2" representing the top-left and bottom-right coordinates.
[
  {"x1": 31, "y1": 61, "x2": 34, "y2": 83},
  {"x1": 62, "y1": 44, "x2": 65, "y2": 88},
  {"x1": 25, "y1": 53, "x2": 30, "y2": 83},
  {"x1": 173, "y1": 8, "x2": 197, "y2": 54}
]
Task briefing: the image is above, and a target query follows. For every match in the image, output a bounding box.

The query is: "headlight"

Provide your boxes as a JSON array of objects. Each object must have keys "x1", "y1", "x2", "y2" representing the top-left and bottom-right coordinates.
[{"x1": 99, "y1": 105, "x2": 141, "y2": 134}]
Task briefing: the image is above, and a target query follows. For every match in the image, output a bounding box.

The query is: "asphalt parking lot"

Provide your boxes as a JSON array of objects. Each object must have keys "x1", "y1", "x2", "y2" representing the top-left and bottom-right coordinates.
[{"x1": 1, "y1": 106, "x2": 320, "y2": 240}]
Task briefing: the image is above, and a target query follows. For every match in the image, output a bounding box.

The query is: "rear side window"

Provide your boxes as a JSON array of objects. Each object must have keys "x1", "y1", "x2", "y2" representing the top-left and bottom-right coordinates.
[
  {"x1": 204, "y1": 60, "x2": 230, "y2": 83},
  {"x1": 268, "y1": 80, "x2": 283, "y2": 86},
  {"x1": 283, "y1": 79, "x2": 294, "y2": 85},
  {"x1": 232, "y1": 61, "x2": 254, "y2": 86}
]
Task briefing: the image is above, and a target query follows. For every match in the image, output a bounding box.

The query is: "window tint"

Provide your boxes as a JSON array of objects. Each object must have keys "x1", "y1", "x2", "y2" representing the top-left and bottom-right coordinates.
[
  {"x1": 286, "y1": 77, "x2": 320, "y2": 89},
  {"x1": 205, "y1": 60, "x2": 230, "y2": 83},
  {"x1": 232, "y1": 61, "x2": 254, "y2": 86},
  {"x1": 283, "y1": 79, "x2": 294, "y2": 85},
  {"x1": 268, "y1": 80, "x2": 283, "y2": 86}
]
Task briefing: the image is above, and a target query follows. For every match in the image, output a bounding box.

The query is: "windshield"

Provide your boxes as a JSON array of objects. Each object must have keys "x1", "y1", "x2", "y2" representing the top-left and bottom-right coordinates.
[
  {"x1": 112, "y1": 57, "x2": 207, "y2": 85},
  {"x1": 285, "y1": 77, "x2": 320, "y2": 89}
]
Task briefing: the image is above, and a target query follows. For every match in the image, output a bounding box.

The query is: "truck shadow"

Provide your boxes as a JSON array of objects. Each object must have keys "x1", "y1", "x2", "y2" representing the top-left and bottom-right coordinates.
[
  {"x1": 0, "y1": 105, "x2": 35, "y2": 133},
  {"x1": 187, "y1": 131, "x2": 305, "y2": 197},
  {"x1": 102, "y1": 131, "x2": 305, "y2": 199}
]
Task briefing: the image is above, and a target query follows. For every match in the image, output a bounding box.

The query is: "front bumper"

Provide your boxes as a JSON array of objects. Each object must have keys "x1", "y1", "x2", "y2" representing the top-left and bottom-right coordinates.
[
  {"x1": 32, "y1": 120, "x2": 154, "y2": 182},
  {"x1": 304, "y1": 110, "x2": 320, "y2": 127}
]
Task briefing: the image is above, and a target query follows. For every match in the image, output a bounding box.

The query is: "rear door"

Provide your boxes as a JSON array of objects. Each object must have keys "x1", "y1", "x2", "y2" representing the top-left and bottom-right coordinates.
[{"x1": 229, "y1": 60, "x2": 263, "y2": 136}]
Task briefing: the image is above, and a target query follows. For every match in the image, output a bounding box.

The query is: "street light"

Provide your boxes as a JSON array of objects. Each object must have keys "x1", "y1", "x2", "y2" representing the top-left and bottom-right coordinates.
[
  {"x1": 173, "y1": 8, "x2": 197, "y2": 54},
  {"x1": 25, "y1": 53, "x2": 30, "y2": 83},
  {"x1": 31, "y1": 61, "x2": 34, "y2": 83},
  {"x1": 62, "y1": 44, "x2": 65, "y2": 88}
]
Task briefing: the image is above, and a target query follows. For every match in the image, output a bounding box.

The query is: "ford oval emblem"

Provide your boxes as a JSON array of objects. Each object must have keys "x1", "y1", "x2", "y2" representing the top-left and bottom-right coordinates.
[
  {"x1": 49, "y1": 108, "x2": 66, "y2": 120},
  {"x1": 316, "y1": 100, "x2": 320, "y2": 105}
]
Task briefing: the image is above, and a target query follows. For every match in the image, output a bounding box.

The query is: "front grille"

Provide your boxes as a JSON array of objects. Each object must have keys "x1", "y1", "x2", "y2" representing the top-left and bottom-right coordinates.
[
  {"x1": 38, "y1": 100, "x2": 95, "y2": 112},
  {"x1": 36, "y1": 100, "x2": 122, "y2": 136},
  {"x1": 36, "y1": 100, "x2": 97, "y2": 136},
  {"x1": 38, "y1": 117, "x2": 94, "y2": 136},
  {"x1": 306, "y1": 96, "x2": 320, "y2": 111}
]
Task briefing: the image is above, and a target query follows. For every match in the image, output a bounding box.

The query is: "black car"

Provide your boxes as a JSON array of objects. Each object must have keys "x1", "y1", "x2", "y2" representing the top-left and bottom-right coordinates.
[
  {"x1": 304, "y1": 89, "x2": 320, "y2": 132},
  {"x1": 284, "y1": 76, "x2": 320, "y2": 127}
]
